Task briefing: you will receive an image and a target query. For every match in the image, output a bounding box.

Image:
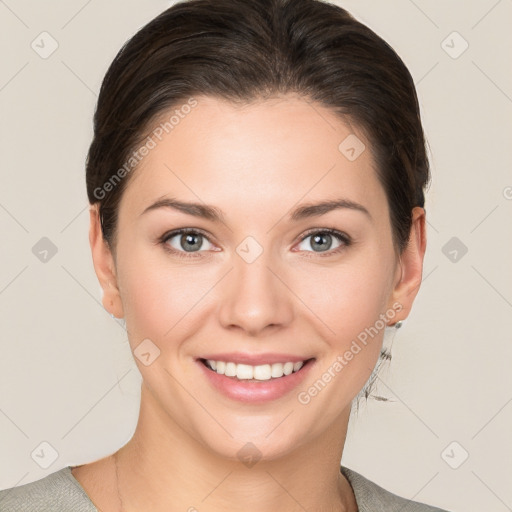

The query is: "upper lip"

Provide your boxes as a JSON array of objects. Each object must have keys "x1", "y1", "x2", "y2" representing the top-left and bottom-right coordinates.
[{"x1": 199, "y1": 353, "x2": 313, "y2": 365}]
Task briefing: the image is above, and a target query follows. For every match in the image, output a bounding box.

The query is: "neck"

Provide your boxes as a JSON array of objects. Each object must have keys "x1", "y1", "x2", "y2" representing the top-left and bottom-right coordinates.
[{"x1": 114, "y1": 383, "x2": 356, "y2": 512}]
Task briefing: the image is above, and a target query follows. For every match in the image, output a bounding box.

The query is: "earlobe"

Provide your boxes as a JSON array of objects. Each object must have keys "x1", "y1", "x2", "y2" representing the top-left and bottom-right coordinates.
[
  {"x1": 387, "y1": 207, "x2": 427, "y2": 324},
  {"x1": 88, "y1": 205, "x2": 124, "y2": 319}
]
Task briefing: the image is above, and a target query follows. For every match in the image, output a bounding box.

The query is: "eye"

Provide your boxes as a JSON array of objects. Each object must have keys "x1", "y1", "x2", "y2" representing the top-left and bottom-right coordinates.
[
  {"x1": 160, "y1": 228, "x2": 216, "y2": 257},
  {"x1": 159, "y1": 227, "x2": 351, "y2": 259},
  {"x1": 296, "y1": 228, "x2": 351, "y2": 255}
]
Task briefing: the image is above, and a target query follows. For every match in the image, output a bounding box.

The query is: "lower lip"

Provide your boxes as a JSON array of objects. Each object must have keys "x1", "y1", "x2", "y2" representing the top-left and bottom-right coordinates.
[{"x1": 197, "y1": 359, "x2": 315, "y2": 403}]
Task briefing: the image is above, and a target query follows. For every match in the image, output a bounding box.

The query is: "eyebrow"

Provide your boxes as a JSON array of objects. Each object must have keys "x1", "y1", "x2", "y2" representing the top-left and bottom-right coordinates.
[
  {"x1": 289, "y1": 198, "x2": 371, "y2": 221},
  {"x1": 141, "y1": 196, "x2": 371, "y2": 222},
  {"x1": 141, "y1": 197, "x2": 226, "y2": 222}
]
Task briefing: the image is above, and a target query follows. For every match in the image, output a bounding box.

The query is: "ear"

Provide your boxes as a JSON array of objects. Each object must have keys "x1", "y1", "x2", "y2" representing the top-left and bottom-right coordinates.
[
  {"x1": 387, "y1": 206, "x2": 427, "y2": 323},
  {"x1": 89, "y1": 204, "x2": 124, "y2": 319}
]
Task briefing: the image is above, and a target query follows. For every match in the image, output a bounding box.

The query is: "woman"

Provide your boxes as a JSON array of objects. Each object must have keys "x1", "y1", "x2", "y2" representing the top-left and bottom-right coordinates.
[{"x1": 0, "y1": 0, "x2": 451, "y2": 510}]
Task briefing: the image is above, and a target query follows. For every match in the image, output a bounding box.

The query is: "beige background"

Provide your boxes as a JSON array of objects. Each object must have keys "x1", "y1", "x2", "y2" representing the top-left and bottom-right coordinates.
[{"x1": 1, "y1": 1, "x2": 511, "y2": 510}]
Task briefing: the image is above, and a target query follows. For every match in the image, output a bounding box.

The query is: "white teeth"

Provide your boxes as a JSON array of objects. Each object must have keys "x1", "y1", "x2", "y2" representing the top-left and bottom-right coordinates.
[
  {"x1": 253, "y1": 364, "x2": 271, "y2": 380},
  {"x1": 236, "y1": 364, "x2": 253, "y2": 380},
  {"x1": 283, "y1": 362, "x2": 294, "y2": 375},
  {"x1": 271, "y1": 363, "x2": 284, "y2": 378},
  {"x1": 225, "y1": 362, "x2": 237, "y2": 377},
  {"x1": 205, "y1": 359, "x2": 306, "y2": 380}
]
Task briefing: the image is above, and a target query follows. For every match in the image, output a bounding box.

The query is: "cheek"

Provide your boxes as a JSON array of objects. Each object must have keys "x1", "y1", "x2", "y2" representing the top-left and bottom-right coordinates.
[
  {"x1": 116, "y1": 243, "x2": 218, "y2": 344},
  {"x1": 117, "y1": 230, "x2": 395, "y2": 361},
  {"x1": 291, "y1": 257, "x2": 395, "y2": 414},
  {"x1": 297, "y1": 253, "x2": 394, "y2": 334},
  {"x1": 292, "y1": 249, "x2": 395, "y2": 380}
]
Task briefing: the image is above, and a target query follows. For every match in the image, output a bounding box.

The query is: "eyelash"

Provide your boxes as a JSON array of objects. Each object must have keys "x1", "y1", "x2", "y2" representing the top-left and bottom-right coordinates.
[{"x1": 159, "y1": 227, "x2": 352, "y2": 259}]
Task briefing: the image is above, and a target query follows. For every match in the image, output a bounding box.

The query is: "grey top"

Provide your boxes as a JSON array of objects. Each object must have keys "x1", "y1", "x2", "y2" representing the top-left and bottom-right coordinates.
[{"x1": 0, "y1": 465, "x2": 450, "y2": 511}]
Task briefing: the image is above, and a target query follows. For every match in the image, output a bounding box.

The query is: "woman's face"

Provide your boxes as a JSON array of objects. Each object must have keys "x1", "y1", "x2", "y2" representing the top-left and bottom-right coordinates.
[{"x1": 91, "y1": 95, "x2": 424, "y2": 460}]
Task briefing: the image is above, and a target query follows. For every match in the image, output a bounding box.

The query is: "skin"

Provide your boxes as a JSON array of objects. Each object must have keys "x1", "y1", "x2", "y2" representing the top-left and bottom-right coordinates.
[{"x1": 73, "y1": 94, "x2": 426, "y2": 512}]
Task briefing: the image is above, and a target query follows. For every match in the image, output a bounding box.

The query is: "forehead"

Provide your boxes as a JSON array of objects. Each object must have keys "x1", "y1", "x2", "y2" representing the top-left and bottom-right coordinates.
[{"x1": 120, "y1": 95, "x2": 387, "y2": 220}]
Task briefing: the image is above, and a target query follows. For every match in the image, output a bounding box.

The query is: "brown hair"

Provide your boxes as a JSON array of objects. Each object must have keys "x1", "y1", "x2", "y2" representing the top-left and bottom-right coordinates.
[{"x1": 86, "y1": 0, "x2": 429, "y2": 255}]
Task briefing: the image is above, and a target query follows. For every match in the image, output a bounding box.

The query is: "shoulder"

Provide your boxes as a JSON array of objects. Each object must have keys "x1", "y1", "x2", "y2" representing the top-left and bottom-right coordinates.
[
  {"x1": 0, "y1": 466, "x2": 97, "y2": 512},
  {"x1": 341, "y1": 465, "x2": 451, "y2": 512}
]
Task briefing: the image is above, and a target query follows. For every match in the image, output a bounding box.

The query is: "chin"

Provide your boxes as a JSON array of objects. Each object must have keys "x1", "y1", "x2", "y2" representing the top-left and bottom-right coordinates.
[{"x1": 201, "y1": 432, "x2": 302, "y2": 465}]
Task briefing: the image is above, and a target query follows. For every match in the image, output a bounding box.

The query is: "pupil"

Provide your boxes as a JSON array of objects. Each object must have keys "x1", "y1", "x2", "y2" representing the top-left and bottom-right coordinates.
[
  {"x1": 312, "y1": 233, "x2": 332, "y2": 252},
  {"x1": 181, "y1": 233, "x2": 201, "y2": 251},
  {"x1": 178, "y1": 233, "x2": 333, "y2": 253}
]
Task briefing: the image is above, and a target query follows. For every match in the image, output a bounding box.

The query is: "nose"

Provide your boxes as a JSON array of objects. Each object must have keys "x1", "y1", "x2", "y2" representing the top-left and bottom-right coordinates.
[{"x1": 218, "y1": 250, "x2": 294, "y2": 337}]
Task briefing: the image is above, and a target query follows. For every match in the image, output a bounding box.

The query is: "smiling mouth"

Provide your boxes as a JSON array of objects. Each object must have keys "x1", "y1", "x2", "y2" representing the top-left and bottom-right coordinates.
[{"x1": 199, "y1": 358, "x2": 314, "y2": 381}]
